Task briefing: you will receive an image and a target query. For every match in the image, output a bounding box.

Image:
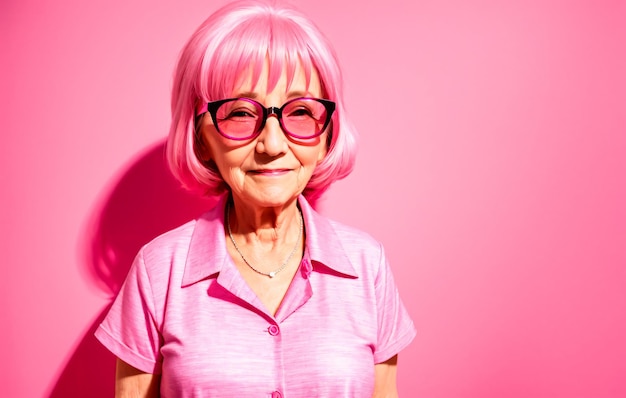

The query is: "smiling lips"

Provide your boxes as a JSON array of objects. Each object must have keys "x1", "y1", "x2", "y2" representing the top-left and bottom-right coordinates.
[{"x1": 248, "y1": 168, "x2": 291, "y2": 176}]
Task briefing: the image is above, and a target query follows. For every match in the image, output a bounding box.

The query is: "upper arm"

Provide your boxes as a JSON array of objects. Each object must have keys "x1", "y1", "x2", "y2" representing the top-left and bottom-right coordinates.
[
  {"x1": 373, "y1": 354, "x2": 399, "y2": 398},
  {"x1": 115, "y1": 358, "x2": 161, "y2": 398}
]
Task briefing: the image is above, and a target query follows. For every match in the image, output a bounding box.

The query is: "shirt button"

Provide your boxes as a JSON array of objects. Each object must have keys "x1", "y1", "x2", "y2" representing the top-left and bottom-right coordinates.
[
  {"x1": 268, "y1": 324, "x2": 280, "y2": 336},
  {"x1": 271, "y1": 391, "x2": 283, "y2": 398}
]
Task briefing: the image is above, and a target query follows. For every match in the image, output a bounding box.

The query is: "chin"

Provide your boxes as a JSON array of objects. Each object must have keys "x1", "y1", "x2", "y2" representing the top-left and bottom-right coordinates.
[{"x1": 239, "y1": 190, "x2": 301, "y2": 209}]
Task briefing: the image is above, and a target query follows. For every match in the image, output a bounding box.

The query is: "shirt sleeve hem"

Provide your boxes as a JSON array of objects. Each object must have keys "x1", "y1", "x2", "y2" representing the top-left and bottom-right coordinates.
[
  {"x1": 373, "y1": 322, "x2": 417, "y2": 364},
  {"x1": 94, "y1": 324, "x2": 162, "y2": 375}
]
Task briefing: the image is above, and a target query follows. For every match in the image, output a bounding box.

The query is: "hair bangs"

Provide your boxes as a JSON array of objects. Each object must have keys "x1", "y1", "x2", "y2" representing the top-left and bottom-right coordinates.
[
  {"x1": 265, "y1": 16, "x2": 315, "y2": 94},
  {"x1": 201, "y1": 14, "x2": 315, "y2": 101}
]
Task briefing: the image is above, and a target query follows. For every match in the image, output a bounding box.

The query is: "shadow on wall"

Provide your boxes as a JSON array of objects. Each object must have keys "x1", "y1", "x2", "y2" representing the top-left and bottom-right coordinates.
[{"x1": 47, "y1": 141, "x2": 218, "y2": 397}]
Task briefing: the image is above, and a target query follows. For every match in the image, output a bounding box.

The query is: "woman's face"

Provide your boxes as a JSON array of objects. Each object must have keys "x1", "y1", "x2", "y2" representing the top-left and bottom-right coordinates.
[{"x1": 199, "y1": 61, "x2": 328, "y2": 209}]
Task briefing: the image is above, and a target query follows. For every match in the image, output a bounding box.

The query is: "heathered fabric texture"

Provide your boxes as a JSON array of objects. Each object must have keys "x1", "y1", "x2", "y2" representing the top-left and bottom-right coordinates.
[{"x1": 96, "y1": 195, "x2": 416, "y2": 397}]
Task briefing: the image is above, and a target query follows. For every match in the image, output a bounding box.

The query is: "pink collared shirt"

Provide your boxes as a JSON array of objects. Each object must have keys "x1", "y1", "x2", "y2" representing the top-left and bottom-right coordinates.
[{"x1": 96, "y1": 195, "x2": 415, "y2": 397}]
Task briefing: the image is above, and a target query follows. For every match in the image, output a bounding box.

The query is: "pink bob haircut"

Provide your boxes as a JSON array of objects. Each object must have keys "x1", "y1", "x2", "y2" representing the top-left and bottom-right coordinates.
[{"x1": 166, "y1": 0, "x2": 358, "y2": 207}]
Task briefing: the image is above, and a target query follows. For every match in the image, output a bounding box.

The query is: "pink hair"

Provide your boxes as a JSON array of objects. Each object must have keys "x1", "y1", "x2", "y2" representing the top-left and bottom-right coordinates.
[{"x1": 166, "y1": 0, "x2": 357, "y2": 207}]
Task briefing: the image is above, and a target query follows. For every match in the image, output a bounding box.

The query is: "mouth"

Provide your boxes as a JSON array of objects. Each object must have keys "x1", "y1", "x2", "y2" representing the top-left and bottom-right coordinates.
[{"x1": 248, "y1": 168, "x2": 292, "y2": 176}]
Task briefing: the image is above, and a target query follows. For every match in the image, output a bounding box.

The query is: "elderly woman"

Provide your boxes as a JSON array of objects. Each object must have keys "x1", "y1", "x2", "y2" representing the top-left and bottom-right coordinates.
[{"x1": 95, "y1": 1, "x2": 415, "y2": 397}]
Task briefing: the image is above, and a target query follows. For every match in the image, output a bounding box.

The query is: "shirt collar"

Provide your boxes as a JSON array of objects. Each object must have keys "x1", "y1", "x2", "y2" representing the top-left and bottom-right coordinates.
[
  {"x1": 182, "y1": 194, "x2": 358, "y2": 287},
  {"x1": 298, "y1": 195, "x2": 358, "y2": 278}
]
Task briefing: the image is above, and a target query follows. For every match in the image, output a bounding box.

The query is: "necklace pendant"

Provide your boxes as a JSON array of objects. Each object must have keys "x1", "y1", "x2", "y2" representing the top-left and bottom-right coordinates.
[{"x1": 269, "y1": 271, "x2": 276, "y2": 278}]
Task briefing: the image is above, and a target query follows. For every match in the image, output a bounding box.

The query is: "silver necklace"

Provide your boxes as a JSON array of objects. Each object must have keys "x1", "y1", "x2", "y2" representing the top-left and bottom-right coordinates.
[{"x1": 226, "y1": 203, "x2": 303, "y2": 278}]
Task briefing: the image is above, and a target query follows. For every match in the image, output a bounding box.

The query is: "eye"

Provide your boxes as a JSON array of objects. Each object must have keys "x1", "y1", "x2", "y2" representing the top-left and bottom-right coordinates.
[
  {"x1": 287, "y1": 106, "x2": 314, "y2": 117},
  {"x1": 228, "y1": 108, "x2": 257, "y2": 118},
  {"x1": 284, "y1": 100, "x2": 318, "y2": 118},
  {"x1": 218, "y1": 100, "x2": 260, "y2": 121}
]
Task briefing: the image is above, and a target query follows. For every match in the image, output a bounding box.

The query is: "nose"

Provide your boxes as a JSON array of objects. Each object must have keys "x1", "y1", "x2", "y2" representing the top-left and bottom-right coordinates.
[{"x1": 256, "y1": 111, "x2": 287, "y2": 156}]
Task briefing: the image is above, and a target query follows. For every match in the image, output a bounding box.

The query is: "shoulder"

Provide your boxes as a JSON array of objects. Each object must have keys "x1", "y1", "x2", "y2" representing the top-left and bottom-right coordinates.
[
  {"x1": 301, "y1": 196, "x2": 387, "y2": 279},
  {"x1": 307, "y1": 211, "x2": 387, "y2": 280},
  {"x1": 327, "y1": 218, "x2": 382, "y2": 253},
  {"x1": 138, "y1": 219, "x2": 198, "y2": 264},
  {"x1": 134, "y1": 199, "x2": 227, "y2": 288},
  {"x1": 139, "y1": 198, "x2": 226, "y2": 266},
  {"x1": 126, "y1": 220, "x2": 199, "y2": 288},
  {"x1": 302, "y1": 197, "x2": 381, "y2": 256},
  {"x1": 328, "y1": 219, "x2": 386, "y2": 278}
]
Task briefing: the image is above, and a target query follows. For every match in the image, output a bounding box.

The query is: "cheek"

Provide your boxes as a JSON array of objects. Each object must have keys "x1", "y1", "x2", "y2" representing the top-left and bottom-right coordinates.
[
  {"x1": 295, "y1": 147, "x2": 322, "y2": 167},
  {"x1": 294, "y1": 135, "x2": 328, "y2": 165},
  {"x1": 213, "y1": 151, "x2": 247, "y2": 176},
  {"x1": 202, "y1": 128, "x2": 252, "y2": 165}
]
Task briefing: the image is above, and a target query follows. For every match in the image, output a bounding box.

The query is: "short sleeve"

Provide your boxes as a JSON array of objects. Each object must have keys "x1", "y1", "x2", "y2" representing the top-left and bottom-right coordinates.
[
  {"x1": 373, "y1": 244, "x2": 417, "y2": 363},
  {"x1": 95, "y1": 249, "x2": 163, "y2": 374}
]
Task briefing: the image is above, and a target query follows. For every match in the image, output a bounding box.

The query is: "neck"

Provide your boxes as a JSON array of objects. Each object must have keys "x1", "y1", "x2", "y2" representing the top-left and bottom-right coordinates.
[{"x1": 227, "y1": 196, "x2": 301, "y2": 244}]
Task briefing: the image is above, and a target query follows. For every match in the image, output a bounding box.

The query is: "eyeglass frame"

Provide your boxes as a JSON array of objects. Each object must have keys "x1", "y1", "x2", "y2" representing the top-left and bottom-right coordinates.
[{"x1": 195, "y1": 97, "x2": 336, "y2": 141}]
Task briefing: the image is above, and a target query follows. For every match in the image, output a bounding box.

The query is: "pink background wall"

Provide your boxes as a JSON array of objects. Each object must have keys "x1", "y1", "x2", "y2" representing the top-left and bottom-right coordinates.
[{"x1": 2, "y1": 0, "x2": 625, "y2": 397}]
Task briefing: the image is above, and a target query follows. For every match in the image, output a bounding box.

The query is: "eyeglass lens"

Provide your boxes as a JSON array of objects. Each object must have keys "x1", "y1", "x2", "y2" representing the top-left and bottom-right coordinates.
[{"x1": 214, "y1": 98, "x2": 330, "y2": 139}]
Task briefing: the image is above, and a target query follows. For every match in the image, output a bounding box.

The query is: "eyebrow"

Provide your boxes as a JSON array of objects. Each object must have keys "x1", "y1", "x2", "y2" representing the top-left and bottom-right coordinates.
[
  {"x1": 233, "y1": 91, "x2": 258, "y2": 99},
  {"x1": 232, "y1": 91, "x2": 314, "y2": 100}
]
